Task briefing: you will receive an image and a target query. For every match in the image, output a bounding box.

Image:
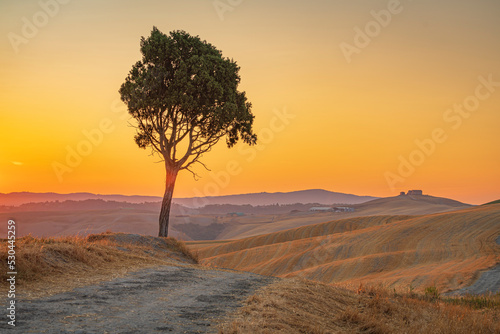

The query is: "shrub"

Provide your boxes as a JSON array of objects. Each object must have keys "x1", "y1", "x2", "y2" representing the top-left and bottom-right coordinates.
[{"x1": 424, "y1": 286, "x2": 440, "y2": 301}]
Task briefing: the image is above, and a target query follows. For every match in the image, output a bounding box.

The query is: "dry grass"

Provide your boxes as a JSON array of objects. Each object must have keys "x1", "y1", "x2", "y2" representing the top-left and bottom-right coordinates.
[
  {"x1": 442, "y1": 293, "x2": 500, "y2": 309},
  {"x1": 170, "y1": 238, "x2": 200, "y2": 263},
  {"x1": 219, "y1": 279, "x2": 500, "y2": 334},
  {"x1": 0, "y1": 231, "x2": 199, "y2": 299},
  {"x1": 197, "y1": 204, "x2": 500, "y2": 293}
]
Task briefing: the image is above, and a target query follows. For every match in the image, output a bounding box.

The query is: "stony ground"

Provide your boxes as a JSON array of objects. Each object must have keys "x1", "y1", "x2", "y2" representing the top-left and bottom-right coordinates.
[{"x1": 7, "y1": 265, "x2": 275, "y2": 333}]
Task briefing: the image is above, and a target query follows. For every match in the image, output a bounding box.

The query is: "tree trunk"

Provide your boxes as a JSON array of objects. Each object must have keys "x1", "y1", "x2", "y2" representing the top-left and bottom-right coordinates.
[{"x1": 158, "y1": 167, "x2": 178, "y2": 237}]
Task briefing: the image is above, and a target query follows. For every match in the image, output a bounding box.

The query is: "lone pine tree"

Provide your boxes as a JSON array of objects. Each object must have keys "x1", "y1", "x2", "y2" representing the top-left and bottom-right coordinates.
[{"x1": 119, "y1": 27, "x2": 256, "y2": 237}]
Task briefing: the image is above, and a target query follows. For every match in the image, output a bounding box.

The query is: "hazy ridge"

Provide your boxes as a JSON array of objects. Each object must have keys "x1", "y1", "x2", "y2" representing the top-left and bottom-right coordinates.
[{"x1": 0, "y1": 189, "x2": 377, "y2": 207}]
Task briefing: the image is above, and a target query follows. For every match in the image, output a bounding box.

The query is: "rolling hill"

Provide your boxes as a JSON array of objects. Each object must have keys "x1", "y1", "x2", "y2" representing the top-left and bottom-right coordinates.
[
  {"x1": 193, "y1": 203, "x2": 500, "y2": 293},
  {"x1": 0, "y1": 189, "x2": 377, "y2": 208},
  {"x1": 207, "y1": 193, "x2": 473, "y2": 240},
  {"x1": 173, "y1": 189, "x2": 378, "y2": 207},
  {"x1": 0, "y1": 192, "x2": 161, "y2": 207},
  {"x1": 352, "y1": 193, "x2": 471, "y2": 215},
  {"x1": 0, "y1": 193, "x2": 473, "y2": 241}
]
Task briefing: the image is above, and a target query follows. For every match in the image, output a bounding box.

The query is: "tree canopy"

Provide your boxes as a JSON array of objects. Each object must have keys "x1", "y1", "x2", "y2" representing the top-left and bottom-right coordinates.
[
  {"x1": 120, "y1": 27, "x2": 256, "y2": 177},
  {"x1": 119, "y1": 27, "x2": 257, "y2": 236}
]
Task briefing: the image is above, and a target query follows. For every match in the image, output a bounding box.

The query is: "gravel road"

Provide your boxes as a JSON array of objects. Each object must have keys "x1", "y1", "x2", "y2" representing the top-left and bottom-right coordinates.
[{"x1": 6, "y1": 265, "x2": 275, "y2": 333}]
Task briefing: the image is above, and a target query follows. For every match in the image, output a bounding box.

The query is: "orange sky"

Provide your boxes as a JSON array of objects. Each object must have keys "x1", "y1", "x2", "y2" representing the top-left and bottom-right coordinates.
[{"x1": 1, "y1": 0, "x2": 499, "y2": 204}]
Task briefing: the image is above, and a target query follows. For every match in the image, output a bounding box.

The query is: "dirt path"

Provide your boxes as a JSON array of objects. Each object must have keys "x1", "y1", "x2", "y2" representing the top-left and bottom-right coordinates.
[
  {"x1": 9, "y1": 265, "x2": 275, "y2": 333},
  {"x1": 447, "y1": 236, "x2": 500, "y2": 296},
  {"x1": 449, "y1": 265, "x2": 500, "y2": 295}
]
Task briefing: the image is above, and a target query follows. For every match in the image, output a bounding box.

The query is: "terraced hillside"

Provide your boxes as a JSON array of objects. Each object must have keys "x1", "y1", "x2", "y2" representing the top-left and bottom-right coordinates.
[{"x1": 195, "y1": 204, "x2": 500, "y2": 293}]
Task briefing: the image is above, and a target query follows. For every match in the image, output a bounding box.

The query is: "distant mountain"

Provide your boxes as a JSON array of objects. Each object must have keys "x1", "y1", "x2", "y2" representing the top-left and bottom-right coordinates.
[
  {"x1": 0, "y1": 192, "x2": 162, "y2": 207},
  {"x1": 0, "y1": 189, "x2": 377, "y2": 208},
  {"x1": 173, "y1": 189, "x2": 378, "y2": 207}
]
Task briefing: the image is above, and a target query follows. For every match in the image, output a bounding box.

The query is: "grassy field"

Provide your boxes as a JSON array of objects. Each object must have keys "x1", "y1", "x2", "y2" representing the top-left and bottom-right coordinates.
[
  {"x1": 196, "y1": 204, "x2": 500, "y2": 293},
  {"x1": 219, "y1": 278, "x2": 500, "y2": 333},
  {"x1": 3, "y1": 229, "x2": 499, "y2": 333}
]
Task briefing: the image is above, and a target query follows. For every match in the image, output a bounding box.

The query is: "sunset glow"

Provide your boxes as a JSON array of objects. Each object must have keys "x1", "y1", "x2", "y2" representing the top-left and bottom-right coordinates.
[{"x1": 1, "y1": 0, "x2": 499, "y2": 204}]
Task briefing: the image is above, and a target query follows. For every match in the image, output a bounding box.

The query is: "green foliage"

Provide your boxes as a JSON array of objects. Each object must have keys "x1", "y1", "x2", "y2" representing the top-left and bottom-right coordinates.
[
  {"x1": 119, "y1": 27, "x2": 257, "y2": 236},
  {"x1": 408, "y1": 284, "x2": 415, "y2": 297},
  {"x1": 482, "y1": 199, "x2": 500, "y2": 206},
  {"x1": 442, "y1": 294, "x2": 500, "y2": 310},
  {"x1": 424, "y1": 286, "x2": 440, "y2": 301},
  {"x1": 119, "y1": 27, "x2": 256, "y2": 171}
]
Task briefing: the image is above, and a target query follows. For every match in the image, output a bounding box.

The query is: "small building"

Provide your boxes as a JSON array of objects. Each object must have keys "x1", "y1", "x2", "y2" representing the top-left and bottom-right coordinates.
[
  {"x1": 309, "y1": 207, "x2": 334, "y2": 212},
  {"x1": 309, "y1": 206, "x2": 355, "y2": 213},
  {"x1": 407, "y1": 190, "x2": 423, "y2": 195},
  {"x1": 334, "y1": 207, "x2": 355, "y2": 212}
]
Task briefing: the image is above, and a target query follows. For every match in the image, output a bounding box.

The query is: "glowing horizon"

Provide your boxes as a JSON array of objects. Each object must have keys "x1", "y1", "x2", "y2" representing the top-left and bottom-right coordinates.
[{"x1": 1, "y1": 0, "x2": 499, "y2": 205}]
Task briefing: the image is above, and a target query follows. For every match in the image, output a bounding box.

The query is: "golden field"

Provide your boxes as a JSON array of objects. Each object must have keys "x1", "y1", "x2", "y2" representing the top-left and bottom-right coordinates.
[
  {"x1": 195, "y1": 204, "x2": 500, "y2": 293},
  {"x1": 219, "y1": 278, "x2": 500, "y2": 334}
]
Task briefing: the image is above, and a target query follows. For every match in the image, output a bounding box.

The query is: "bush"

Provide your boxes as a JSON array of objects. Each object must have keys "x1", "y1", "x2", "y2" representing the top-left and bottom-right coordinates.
[{"x1": 424, "y1": 286, "x2": 440, "y2": 301}]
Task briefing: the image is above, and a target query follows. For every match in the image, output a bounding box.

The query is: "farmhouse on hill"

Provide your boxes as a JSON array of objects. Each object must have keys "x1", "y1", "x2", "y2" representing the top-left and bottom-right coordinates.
[{"x1": 399, "y1": 190, "x2": 424, "y2": 196}]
